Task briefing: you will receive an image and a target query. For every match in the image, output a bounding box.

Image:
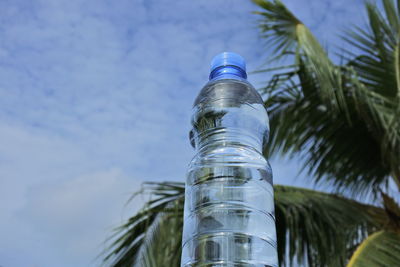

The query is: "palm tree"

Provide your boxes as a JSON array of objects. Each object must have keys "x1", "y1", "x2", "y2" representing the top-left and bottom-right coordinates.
[{"x1": 102, "y1": 0, "x2": 400, "y2": 266}]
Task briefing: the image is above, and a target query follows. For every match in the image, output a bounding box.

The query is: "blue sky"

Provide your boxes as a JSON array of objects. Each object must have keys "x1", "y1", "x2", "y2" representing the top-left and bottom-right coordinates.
[{"x1": 0, "y1": 0, "x2": 368, "y2": 266}]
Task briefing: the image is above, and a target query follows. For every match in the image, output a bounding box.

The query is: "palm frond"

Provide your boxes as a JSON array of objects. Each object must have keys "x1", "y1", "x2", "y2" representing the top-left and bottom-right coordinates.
[
  {"x1": 103, "y1": 182, "x2": 385, "y2": 267},
  {"x1": 274, "y1": 185, "x2": 384, "y2": 267},
  {"x1": 343, "y1": 0, "x2": 400, "y2": 184},
  {"x1": 135, "y1": 203, "x2": 183, "y2": 267},
  {"x1": 254, "y1": 0, "x2": 400, "y2": 195},
  {"x1": 381, "y1": 191, "x2": 400, "y2": 229},
  {"x1": 347, "y1": 230, "x2": 400, "y2": 267},
  {"x1": 253, "y1": 0, "x2": 347, "y2": 112},
  {"x1": 102, "y1": 182, "x2": 184, "y2": 267}
]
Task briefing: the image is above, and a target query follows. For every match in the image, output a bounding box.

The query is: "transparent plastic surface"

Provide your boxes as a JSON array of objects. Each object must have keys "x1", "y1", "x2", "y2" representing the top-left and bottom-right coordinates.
[{"x1": 181, "y1": 79, "x2": 278, "y2": 267}]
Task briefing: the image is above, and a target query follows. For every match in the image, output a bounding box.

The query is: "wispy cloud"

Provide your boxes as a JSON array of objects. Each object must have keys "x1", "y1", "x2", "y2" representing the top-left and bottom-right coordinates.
[
  {"x1": 0, "y1": 121, "x2": 142, "y2": 266},
  {"x1": 19, "y1": 169, "x2": 140, "y2": 267}
]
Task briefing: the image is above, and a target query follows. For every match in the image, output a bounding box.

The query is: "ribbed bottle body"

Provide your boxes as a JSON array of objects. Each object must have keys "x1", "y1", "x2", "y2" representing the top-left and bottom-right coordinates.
[{"x1": 181, "y1": 79, "x2": 278, "y2": 267}]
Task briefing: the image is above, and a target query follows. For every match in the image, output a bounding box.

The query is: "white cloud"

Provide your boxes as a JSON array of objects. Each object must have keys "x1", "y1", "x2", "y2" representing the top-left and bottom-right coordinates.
[
  {"x1": 0, "y1": 121, "x2": 143, "y2": 266},
  {"x1": 18, "y1": 169, "x2": 141, "y2": 267}
]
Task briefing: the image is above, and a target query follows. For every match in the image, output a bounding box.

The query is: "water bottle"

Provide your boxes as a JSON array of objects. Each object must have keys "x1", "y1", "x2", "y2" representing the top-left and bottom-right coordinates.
[{"x1": 181, "y1": 52, "x2": 278, "y2": 267}]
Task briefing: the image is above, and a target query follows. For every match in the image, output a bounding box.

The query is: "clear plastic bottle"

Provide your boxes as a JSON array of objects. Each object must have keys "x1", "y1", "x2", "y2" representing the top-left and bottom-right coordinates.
[{"x1": 181, "y1": 52, "x2": 278, "y2": 267}]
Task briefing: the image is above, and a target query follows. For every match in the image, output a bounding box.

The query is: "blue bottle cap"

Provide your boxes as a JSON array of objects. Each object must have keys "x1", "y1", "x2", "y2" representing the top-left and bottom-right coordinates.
[{"x1": 210, "y1": 52, "x2": 246, "y2": 73}]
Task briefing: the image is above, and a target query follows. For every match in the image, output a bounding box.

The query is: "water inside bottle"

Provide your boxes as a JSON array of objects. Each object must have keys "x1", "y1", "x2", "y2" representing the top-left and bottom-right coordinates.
[{"x1": 181, "y1": 78, "x2": 278, "y2": 267}]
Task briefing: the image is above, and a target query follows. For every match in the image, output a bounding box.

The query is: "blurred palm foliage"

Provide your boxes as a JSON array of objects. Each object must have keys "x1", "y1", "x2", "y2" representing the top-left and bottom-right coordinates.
[{"x1": 102, "y1": 0, "x2": 400, "y2": 266}]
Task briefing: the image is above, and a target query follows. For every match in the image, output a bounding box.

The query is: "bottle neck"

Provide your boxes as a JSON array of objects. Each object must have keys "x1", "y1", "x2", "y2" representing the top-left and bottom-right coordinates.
[{"x1": 209, "y1": 66, "x2": 247, "y2": 81}]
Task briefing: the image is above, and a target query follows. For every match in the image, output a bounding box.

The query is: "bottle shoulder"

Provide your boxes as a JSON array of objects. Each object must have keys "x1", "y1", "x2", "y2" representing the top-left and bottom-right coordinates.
[{"x1": 194, "y1": 79, "x2": 264, "y2": 107}]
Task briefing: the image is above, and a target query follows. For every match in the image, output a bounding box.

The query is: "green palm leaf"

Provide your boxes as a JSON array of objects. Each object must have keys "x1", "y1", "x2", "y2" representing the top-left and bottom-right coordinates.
[
  {"x1": 103, "y1": 182, "x2": 385, "y2": 267},
  {"x1": 253, "y1": 0, "x2": 400, "y2": 195},
  {"x1": 102, "y1": 182, "x2": 184, "y2": 266},
  {"x1": 347, "y1": 230, "x2": 400, "y2": 267},
  {"x1": 274, "y1": 185, "x2": 386, "y2": 266}
]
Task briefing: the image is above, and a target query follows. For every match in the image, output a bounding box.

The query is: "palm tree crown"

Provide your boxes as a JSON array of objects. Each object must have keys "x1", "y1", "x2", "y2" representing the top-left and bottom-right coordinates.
[{"x1": 255, "y1": 0, "x2": 400, "y2": 195}]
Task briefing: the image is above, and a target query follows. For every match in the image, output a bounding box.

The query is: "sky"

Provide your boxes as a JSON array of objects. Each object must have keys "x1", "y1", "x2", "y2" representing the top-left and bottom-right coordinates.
[{"x1": 0, "y1": 0, "x2": 368, "y2": 266}]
